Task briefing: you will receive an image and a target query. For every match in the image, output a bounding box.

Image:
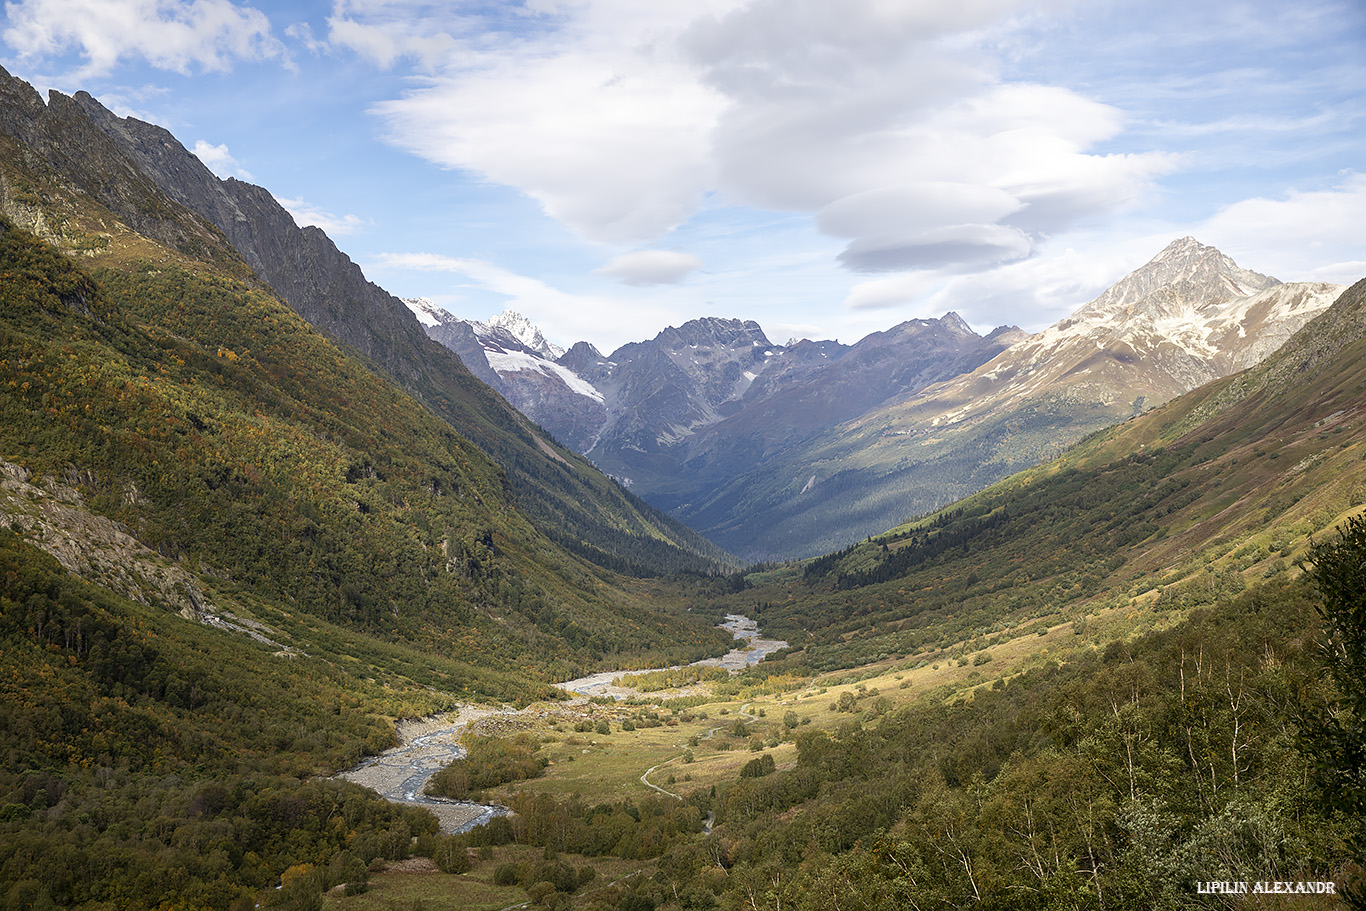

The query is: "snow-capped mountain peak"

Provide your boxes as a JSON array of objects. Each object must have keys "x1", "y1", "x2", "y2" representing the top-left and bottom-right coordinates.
[
  {"x1": 402, "y1": 296, "x2": 448, "y2": 329},
  {"x1": 482, "y1": 310, "x2": 565, "y2": 360}
]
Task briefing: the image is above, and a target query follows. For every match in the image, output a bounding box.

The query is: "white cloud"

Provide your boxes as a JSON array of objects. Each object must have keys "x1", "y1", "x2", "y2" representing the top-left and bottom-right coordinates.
[
  {"x1": 324, "y1": 10, "x2": 462, "y2": 70},
  {"x1": 192, "y1": 139, "x2": 252, "y2": 179},
  {"x1": 842, "y1": 271, "x2": 951, "y2": 313},
  {"x1": 594, "y1": 250, "x2": 703, "y2": 285},
  {"x1": 1197, "y1": 174, "x2": 1366, "y2": 285},
  {"x1": 842, "y1": 232, "x2": 1177, "y2": 330},
  {"x1": 276, "y1": 196, "x2": 366, "y2": 236},
  {"x1": 837, "y1": 223, "x2": 1033, "y2": 273},
  {"x1": 351, "y1": 0, "x2": 1174, "y2": 281},
  {"x1": 2, "y1": 0, "x2": 287, "y2": 77},
  {"x1": 365, "y1": 3, "x2": 727, "y2": 244},
  {"x1": 817, "y1": 183, "x2": 1024, "y2": 240},
  {"x1": 370, "y1": 251, "x2": 683, "y2": 350}
]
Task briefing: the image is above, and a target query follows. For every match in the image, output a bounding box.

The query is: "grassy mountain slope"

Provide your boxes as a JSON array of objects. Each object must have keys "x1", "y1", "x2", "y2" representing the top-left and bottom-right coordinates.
[
  {"x1": 619, "y1": 279, "x2": 1366, "y2": 910},
  {"x1": 746, "y1": 277, "x2": 1366, "y2": 674},
  {"x1": 0, "y1": 217, "x2": 729, "y2": 679},
  {"x1": 0, "y1": 135, "x2": 741, "y2": 906},
  {"x1": 0, "y1": 527, "x2": 469, "y2": 910}
]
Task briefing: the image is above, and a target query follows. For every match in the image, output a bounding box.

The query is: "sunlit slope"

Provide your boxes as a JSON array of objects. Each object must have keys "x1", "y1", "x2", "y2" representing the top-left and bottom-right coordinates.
[
  {"x1": 756, "y1": 278, "x2": 1366, "y2": 672},
  {"x1": 682, "y1": 241, "x2": 1340, "y2": 561},
  {"x1": 0, "y1": 218, "x2": 730, "y2": 680}
]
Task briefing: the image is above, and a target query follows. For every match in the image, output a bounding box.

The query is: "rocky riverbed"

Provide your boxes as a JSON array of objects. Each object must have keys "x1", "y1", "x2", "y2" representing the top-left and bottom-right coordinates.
[
  {"x1": 555, "y1": 614, "x2": 788, "y2": 699},
  {"x1": 339, "y1": 614, "x2": 788, "y2": 832},
  {"x1": 336, "y1": 705, "x2": 515, "y2": 833}
]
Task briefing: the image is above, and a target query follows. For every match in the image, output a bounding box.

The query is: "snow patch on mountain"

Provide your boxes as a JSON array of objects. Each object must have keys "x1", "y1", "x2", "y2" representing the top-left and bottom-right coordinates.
[
  {"x1": 486, "y1": 349, "x2": 604, "y2": 403},
  {"x1": 482, "y1": 310, "x2": 565, "y2": 360},
  {"x1": 403, "y1": 296, "x2": 444, "y2": 328}
]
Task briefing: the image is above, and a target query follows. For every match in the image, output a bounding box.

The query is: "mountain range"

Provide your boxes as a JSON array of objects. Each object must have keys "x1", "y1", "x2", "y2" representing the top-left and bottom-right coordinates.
[
  {"x1": 1, "y1": 64, "x2": 1364, "y2": 910},
  {"x1": 4, "y1": 60, "x2": 1342, "y2": 571},
  {"x1": 0, "y1": 65, "x2": 730, "y2": 577},
  {"x1": 408, "y1": 238, "x2": 1342, "y2": 560}
]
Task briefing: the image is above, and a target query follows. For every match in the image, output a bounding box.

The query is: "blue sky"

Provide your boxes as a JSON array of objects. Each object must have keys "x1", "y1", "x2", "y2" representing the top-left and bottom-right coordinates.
[{"x1": 2, "y1": 0, "x2": 1363, "y2": 352}]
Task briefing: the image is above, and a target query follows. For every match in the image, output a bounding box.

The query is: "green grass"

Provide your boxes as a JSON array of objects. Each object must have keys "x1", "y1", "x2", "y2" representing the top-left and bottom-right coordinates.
[{"x1": 323, "y1": 863, "x2": 522, "y2": 911}]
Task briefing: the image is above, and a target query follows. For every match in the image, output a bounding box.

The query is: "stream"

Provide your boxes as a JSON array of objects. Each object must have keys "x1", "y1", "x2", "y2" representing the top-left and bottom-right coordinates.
[{"x1": 336, "y1": 614, "x2": 787, "y2": 833}]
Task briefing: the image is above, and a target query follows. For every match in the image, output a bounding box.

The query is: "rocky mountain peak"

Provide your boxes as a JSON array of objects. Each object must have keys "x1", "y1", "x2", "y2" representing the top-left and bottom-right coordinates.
[
  {"x1": 656, "y1": 316, "x2": 773, "y2": 351},
  {"x1": 558, "y1": 340, "x2": 606, "y2": 371},
  {"x1": 483, "y1": 309, "x2": 564, "y2": 360},
  {"x1": 1064, "y1": 238, "x2": 1280, "y2": 331},
  {"x1": 939, "y1": 311, "x2": 974, "y2": 336}
]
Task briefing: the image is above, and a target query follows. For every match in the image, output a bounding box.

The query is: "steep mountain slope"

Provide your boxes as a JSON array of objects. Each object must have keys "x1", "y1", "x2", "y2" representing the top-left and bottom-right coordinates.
[
  {"x1": 0, "y1": 217, "x2": 728, "y2": 680},
  {"x1": 684, "y1": 239, "x2": 1343, "y2": 559},
  {"x1": 669, "y1": 315, "x2": 1026, "y2": 510},
  {"x1": 405, "y1": 298, "x2": 610, "y2": 453},
  {"x1": 757, "y1": 275, "x2": 1366, "y2": 673},
  {"x1": 0, "y1": 66, "x2": 730, "y2": 576}
]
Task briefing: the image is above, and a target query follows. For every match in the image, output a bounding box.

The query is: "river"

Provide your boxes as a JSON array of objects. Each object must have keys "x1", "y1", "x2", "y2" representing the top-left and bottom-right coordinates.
[
  {"x1": 336, "y1": 614, "x2": 787, "y2": 833},
  {"x1": 555, "y1": 613, "x2": 789, "y2": 699}
]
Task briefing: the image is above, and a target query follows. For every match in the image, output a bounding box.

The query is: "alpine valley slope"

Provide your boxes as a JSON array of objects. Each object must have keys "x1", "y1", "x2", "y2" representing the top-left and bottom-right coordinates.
[
  {"x1": 751, "y1": 273, "x2": 1366, "y2": 674},
  {"x1": 0, "y1": 66, "x2": 731, "y2": 577},
  {"x1": 679, "y1": 238, "x2": 1344, "y2": 560},
  {"x1": 0, "y1": 68, "x2": 743, "y2": 678}
]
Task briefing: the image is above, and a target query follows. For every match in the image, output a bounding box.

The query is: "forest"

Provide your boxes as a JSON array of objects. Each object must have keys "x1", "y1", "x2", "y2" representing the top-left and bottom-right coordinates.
[{"x1": 1, "y1": 204, "x2": 1364, "y2": 911}]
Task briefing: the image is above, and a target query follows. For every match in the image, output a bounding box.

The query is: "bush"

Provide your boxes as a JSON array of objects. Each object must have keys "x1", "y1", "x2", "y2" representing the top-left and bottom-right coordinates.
[
  {"x1": 434, "y1": 837, "x2": 471, "y2": 874},
  {"x1": 620, "y1": 893, "x2": 657, "y2": 911},
  {"x1": 739, "y1": 754, "x2": 775, "y2": 778}
]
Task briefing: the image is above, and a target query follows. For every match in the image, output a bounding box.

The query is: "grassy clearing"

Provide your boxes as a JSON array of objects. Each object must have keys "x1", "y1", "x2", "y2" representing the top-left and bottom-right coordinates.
[
  {"x1": 322, "y1": 862, "x2": 521, "y2": 911},
  {"x1": 323, "y1": 844, "x2": 652, "y2": 911}
]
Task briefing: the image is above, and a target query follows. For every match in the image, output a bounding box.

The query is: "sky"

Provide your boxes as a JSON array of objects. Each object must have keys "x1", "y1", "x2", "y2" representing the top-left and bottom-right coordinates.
[{"x1": 2, "y1": 0, "x2": 1363, "y2": 353}]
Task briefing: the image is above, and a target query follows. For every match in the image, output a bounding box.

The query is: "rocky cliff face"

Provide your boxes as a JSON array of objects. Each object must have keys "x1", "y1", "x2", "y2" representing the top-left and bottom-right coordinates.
[
  {"x1": 676, "y1": 315, "x2": 1026, "y2": 492},
  {"x1": 69, "y1": 91, "x2": 438, "y2": 376},
  {"x1": 0, "y1": 67, "x2": 247, "y2": 274},
  {"x1": 412, "y1": 299, "x2": 1024, "y2": 524},
  {"x1": 572, "y1": 312, "x2": 1020, "y2": 506}
]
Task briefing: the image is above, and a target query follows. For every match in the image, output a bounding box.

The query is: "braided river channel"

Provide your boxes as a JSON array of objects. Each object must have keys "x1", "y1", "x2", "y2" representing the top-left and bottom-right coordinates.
[{"x1": 336, "y1": 614, "x2": 787, "y2": 833}]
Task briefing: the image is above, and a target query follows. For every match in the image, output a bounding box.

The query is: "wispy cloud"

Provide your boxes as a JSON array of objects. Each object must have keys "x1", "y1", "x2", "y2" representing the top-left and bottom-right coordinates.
[
  {"x1": 353, "y1": 0, "x2": 1176, "y2": 282},
  {"x1": 1197, "y1": 173, "x2": 1366, "y2": 284},
  {"x1": 276, "y1": 196, "x2": 366, "y2": 236},
  {"x1": 2, "y1": 0, "x2": 288, "y2": 78},
  {"x1": 595, "y1": 250, "x2": 703, "y2": 285},
  {"x1": 370, "y1": 251, "x2": 688, "y2": 351}
]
